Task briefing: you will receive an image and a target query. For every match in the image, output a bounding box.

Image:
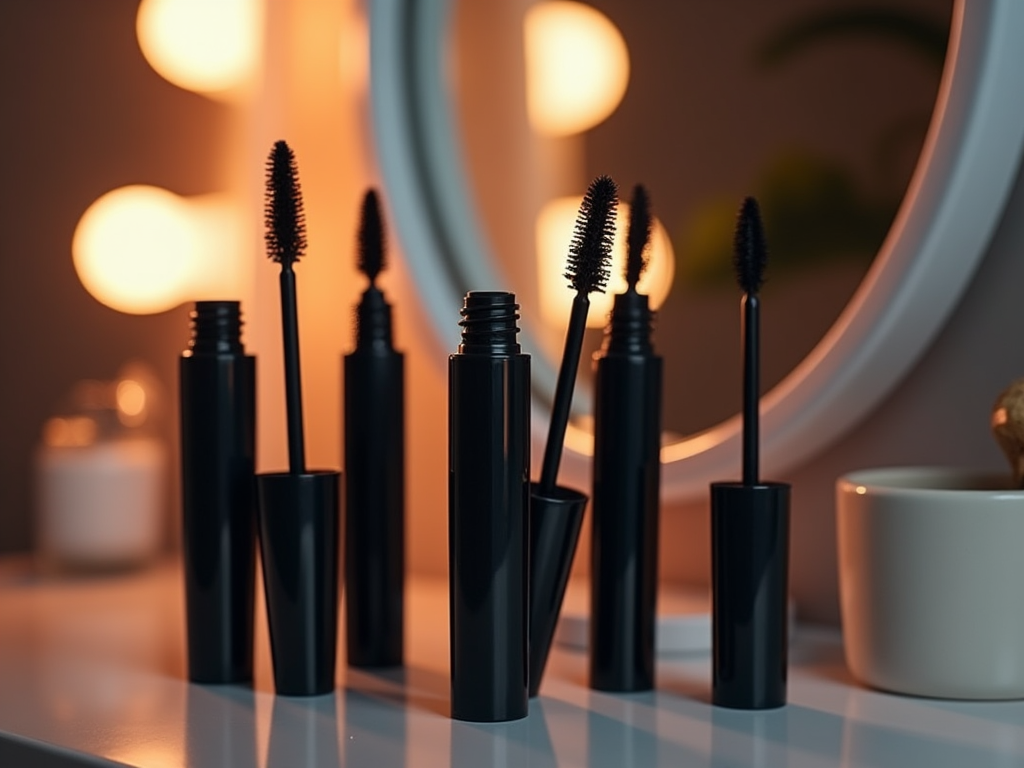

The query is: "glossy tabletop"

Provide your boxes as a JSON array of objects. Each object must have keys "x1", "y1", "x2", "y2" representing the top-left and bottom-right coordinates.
[{"x1": 1, "y1": 558, "x2": 1023, "y2": 767}]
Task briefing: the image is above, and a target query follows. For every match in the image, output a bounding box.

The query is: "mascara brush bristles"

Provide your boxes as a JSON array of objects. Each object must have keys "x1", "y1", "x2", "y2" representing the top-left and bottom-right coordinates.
[
  {"x1": 540, "y1": 175, "x2": 619, "y2": 493},
  {"x1": 565, "y1": 175, "x2": 617, "y2": 295},
  {"x1": 266, "y1": 139, "x2": 308, "y2": 475},
  {"x1": 625, "y1": 184, "x2": 652, "y2": 291},
  {"x1": 358, "y1": 188, "x2": 386, "y2": 286},
  {"x1": 265, "y1": 140, "x2": 307, "y2": 267},
  {"x1": 734, "y1": 196, "x2": 767, "y2": 296}
]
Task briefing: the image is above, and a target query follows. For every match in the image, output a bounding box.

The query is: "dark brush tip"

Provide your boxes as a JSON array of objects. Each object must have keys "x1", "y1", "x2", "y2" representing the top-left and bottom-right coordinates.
[
  {"x1": 734, "y1": 196, "x2": 767, "y2": 295},
  {"x1": 358, "y1": 188, "x2": 386, "y2": 283},
  {"x1": 265, "y1": 140, "x2": 308, "y2": 266},
  {"x1": 625, "y1": 184, "x2": 652, "y2": 290},
  {"x1": 565, "y1": 175, "x2": 617, "y2": 295}
]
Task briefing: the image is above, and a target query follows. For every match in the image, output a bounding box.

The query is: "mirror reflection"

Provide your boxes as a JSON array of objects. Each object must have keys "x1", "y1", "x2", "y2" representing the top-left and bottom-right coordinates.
[{"x1": 453, "y1": 0, "x2": 952, "y2": 437}]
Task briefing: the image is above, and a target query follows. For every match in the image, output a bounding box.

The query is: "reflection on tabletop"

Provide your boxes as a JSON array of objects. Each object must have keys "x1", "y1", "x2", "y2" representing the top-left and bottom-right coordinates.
[{"x1": 2, "y1": 560, "x2": 1024, "y2": 767}]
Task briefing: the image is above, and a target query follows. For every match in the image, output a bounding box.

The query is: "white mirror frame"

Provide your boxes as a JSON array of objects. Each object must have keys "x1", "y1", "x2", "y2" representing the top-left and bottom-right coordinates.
[{"x1": 370, "y1": 0, "x2": 1024, "y2": 501}]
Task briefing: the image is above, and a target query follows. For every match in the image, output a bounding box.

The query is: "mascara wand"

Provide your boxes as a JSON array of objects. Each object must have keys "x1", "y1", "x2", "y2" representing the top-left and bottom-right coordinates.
[
  {"x1": 358, "y1": 188, "x2": 385, "y2": 288},
  {"x1": 538, "y1": 175, "x2": 617, "y2": 493},
  {"x1": 710, "y1": 195, "x2": 790, "y2": 711},
  {"x1": 256, "y1": 140, "x2": 341, "y2": 697},
  {"x1": 735, "y1": 196, "x2": 766, "y2": 486},
  {"x1": 589, "y1": 183, "x2": 663, "y2": 693},
  {"x1": 345, "y1": 187, "x2": 405, "y2": 669},
  {"x1": 528, "y1": 175, "x2": 617, "y2": 698},
  {"x1": 352, "y1": 188, "x2": 394, "y2": 352},
  {"x1": 265, "y1": 139, "x2": 308, "y2": 475},
  {"x1": 625, "y1": 184, "x2": 651, "y2": 293}
]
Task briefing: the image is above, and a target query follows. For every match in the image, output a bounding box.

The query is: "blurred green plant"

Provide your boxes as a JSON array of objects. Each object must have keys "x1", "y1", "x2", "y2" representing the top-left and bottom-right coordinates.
[
  {"x1": 676, "y1": 5, "x2": 948, "y2": 288},
  {"x1": 680, "y1": 151, "x2": 897, "y2": 284}
]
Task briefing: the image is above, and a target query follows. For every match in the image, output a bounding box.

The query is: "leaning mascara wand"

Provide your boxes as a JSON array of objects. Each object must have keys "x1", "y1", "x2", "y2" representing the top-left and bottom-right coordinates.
[
  {"x1": 528, "y1": 175, "x2": 616, "y2": 698},
  {"x1": 538, "y1": 175, "x2": 618, "y2": 494},
  {"x1": 735, "y1": 196, "x2": 766, "y2": 486},
  {"x1": 265, "y1": 139, "x2": 308, "y2": 475}
]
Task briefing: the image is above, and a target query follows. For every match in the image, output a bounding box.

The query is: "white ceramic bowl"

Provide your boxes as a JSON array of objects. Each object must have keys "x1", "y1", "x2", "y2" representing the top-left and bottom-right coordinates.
[{"x1": 836, "y1": 467, "x2": 1024, "y2": 699}]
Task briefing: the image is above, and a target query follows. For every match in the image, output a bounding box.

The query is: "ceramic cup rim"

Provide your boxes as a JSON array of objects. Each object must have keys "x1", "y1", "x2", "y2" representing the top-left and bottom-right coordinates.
[{"x1": 837, "y1": 466, "x2": 1024, "y2": 500}]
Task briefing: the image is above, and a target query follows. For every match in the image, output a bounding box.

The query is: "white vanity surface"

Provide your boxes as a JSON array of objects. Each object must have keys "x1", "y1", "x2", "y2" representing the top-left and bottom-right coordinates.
[{"x1": 1, "y1": 558, "x2": 1022, "y2": 767}]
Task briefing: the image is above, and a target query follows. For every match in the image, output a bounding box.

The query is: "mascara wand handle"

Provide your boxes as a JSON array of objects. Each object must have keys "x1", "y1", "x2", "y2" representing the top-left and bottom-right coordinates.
[
  {"x1": 280, "y1": 265, "x2": 306, "y2": 474},
  {"x1": 742, "y1": 293, "x2": 759, "y2": 486},
  {"x1": 540, "y1": 292, "x2": 590, "y2": 492}
]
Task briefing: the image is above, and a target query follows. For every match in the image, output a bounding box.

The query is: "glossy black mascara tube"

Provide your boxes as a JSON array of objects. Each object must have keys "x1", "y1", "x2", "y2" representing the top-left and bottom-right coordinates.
[
  {"x1": 180, "y1": 300, "x2": 256, "y2": 683},
  {"x1": 590, "y1": 290, "x2": 662, "y2": 692},
  {"x1": 449, "y1": 291, "x2": 530, "y2": 722},
  {"x1": 344, "y1": 287, "x2": 405, "y2": 667}
]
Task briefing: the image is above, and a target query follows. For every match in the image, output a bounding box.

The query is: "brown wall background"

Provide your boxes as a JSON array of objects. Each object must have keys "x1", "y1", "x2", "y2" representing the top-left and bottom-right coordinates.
[{"x1": 0, "y1": 0, "x2": 233, "y2": 553}]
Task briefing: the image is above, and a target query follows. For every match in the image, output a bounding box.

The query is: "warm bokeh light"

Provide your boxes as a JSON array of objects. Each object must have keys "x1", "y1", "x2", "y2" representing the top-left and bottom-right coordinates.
[
  {"x1": 73, "y1": 186, "x2": 200, "y2": 314},
  {"x1": 116, "y1": 380, "x2": 148, "y2": 427},
  {"x1": 136, "y1": 0, "x2": 262, "y2": 96},
  {"x1": 524, "y1": 1, "x2": 630, "y2": 136},
  {"x1": 43, "y1": 417, "x2": 98, "y2": 449},
  {"x1": 73, "y1": 187, "x2": 244, "y2": 315},
  {"x1": 536, "y1": 196, "x2": 675, "y2": 328},
  {"x1": 339, "y1": 7, "x2": 369, "y2": 92}
]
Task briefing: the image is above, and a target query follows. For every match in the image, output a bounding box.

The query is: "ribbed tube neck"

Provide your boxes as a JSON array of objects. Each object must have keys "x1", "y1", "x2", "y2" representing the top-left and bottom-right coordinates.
[
  {"x1": 188, "y1": 301, "x2": 244, "y2": 355},
  {"x1": 458, "y1": 291, "x2": 521, "y2": 356}
]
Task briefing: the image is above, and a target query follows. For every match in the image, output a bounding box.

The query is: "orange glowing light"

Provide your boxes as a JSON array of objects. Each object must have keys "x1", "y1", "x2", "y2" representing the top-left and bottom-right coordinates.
[{"x1": 524, "y1": 1, "x2": 629, "y2": 136}]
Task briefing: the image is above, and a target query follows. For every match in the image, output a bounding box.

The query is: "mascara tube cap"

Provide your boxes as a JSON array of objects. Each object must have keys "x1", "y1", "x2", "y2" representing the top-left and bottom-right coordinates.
[
  {"x1": 257, "y1": 470, "x2": 341, "y2": 696},
  {"x1": 710, "y1": 481, "x2": 790, "y2": 709},
  {"x1": 529, "y1": 482, "x2": 588, "y2": 697}
]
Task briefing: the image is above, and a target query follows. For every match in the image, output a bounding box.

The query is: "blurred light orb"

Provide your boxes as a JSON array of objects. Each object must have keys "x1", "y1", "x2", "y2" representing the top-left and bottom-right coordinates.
[
  {"x1": 524, "y1": 1, "x2": 630, "y2": 136},
  {"x1": 73, "y1": 186, "x2": 200, "y2": 314},
  {"x1": 136, "y1": 0, "x2": 262, "y2": 95},
  {"x1": 116, "y1": 379, "x2": 148, "y2": 427}
]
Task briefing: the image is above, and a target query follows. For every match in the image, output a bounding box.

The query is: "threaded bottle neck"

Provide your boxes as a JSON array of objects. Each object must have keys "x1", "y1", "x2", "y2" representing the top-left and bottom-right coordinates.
[
  {"x1": 188, "y1": 301, "x2": 244, "y2": 355},
  {"x1": 355, "y1": 286, "x2": 393, "y2": 351},
  {"x1": 458, "y1": 291, "x2": 521, "y2": 355},
  {"x1": 601, "y1": 290, "x2": 654, "y2": 356}
]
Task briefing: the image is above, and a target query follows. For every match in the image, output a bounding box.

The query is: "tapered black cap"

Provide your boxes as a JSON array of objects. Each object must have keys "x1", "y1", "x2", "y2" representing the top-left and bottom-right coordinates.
[
  {"x1": 257, "y1": 470, "x2": 341, "y2": 696},
  {"x1": 529, "y1": 482, "x2": 587, "y2": 697},
  {"x1": 710, "y1": 481, "x2": 790, "y2": 709}
]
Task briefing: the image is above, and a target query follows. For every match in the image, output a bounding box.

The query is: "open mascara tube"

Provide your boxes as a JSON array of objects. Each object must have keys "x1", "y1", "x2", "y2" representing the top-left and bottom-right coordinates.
[
  {"x1": 449, "y1": 291, "x2": 530, "y2": 722},
  {"x1": 180, "y1": 300, "x2": 256, "y2": 684}
]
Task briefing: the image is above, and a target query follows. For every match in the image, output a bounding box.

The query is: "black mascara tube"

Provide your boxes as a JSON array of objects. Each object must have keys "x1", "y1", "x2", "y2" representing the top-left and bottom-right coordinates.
[
  {"x1": 449, "y1": 291, "x2": 530, "y2": 722},
  {"x1": 344, "y1": 287, "x2": 405, "y2": 667},
  {"x1": 590, "y1": 291, "x2": 662, "y2": 692},
  {"x1": 180, "y1": 300, "x2": 256, "y2": 683}
]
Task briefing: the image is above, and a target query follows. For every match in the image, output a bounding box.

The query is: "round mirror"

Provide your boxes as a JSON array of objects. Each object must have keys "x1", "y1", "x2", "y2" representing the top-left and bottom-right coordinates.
[{"x1": 371, "y1": 0, "x2": 1024, "y2": 500}]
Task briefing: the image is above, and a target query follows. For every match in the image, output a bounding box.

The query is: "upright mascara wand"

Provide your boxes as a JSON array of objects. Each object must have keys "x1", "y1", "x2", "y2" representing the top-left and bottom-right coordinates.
[
  {"x1": 358, "y1": 188, "x2": 385, "y2": 288},
  {"x1": 734, "y1": 197, "x2": 767, "y2": 487},
  {"x1": 354, "y1": 189, "x2": 393, "y2": 352},
  {"x1": 588, "y1": 183, "x2": 663, "y2": 694},
  {"x1": 710, "y1": 194, "x2": 789, "y2": 711},
  {"x1": 625, "y1": 184, "x2": 651, "y2": 293},
  {"x1": 257, "y1": 140, "x2": 341, "y2": 697},
  {"x1": 538, "y1": 175, "x2": 617, "y2": 494},
  {"x1": 345, "y1": 187, "x2": 405, "y2": 668},
  {"x1": 265, "y1": 140, "x2": 308, "y2": 475}
]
